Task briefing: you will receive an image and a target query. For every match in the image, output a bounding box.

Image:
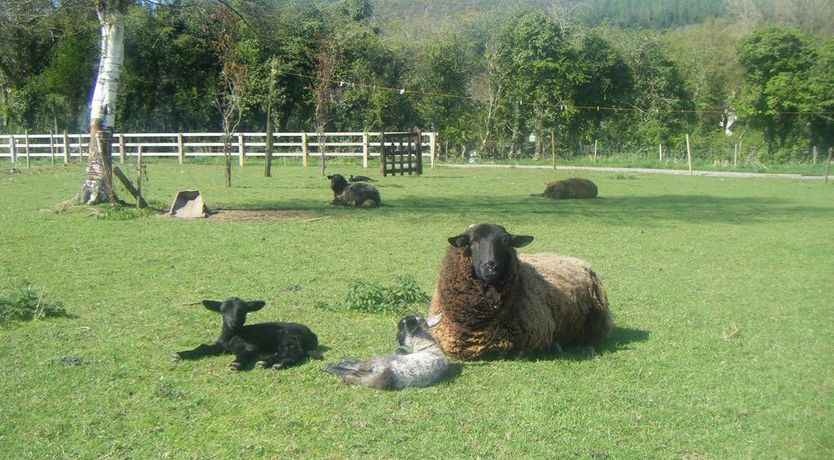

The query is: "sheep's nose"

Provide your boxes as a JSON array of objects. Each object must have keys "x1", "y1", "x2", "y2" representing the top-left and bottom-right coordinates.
[{"x1": 481, "y1": 261, "x2": 497, "y2": 275}]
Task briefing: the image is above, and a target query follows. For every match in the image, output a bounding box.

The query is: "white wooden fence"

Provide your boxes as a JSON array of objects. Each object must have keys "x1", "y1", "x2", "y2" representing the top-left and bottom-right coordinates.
[{"x1": 0, "y1": 131, "x2": 438, "y2": 169}]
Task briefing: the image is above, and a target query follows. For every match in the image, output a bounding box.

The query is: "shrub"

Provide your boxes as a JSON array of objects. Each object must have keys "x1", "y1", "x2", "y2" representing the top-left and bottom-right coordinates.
[
  {"x1": 343, "y1": 275, "x2": 430, "y2": 315},
  {"x1": 0, "y1": 285, "x2": 68, "y2": 325}
]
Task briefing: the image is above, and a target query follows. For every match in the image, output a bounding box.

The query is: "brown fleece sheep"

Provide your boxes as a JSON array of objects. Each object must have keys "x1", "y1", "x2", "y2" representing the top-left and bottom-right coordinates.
[
  {"x1": 533, "y1": 177, "x2": 598, "y2": 199},
  {"x1": 427, "y1": 223, "x2": 611, "y2": 359},
  {"x1": 328, "y1": 173, "x2": 381, "y2": 208}
]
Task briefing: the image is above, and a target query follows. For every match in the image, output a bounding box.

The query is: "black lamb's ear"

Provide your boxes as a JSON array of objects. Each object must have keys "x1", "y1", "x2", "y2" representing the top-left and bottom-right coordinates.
[
  {"x1": 448, "y1": 233, "x2": 470, "y2": 248},
  {"x1": 326, "y1": 175, "x2": 333, "y2": 179},
  {"x1": 202, "y1": 300, "x2": 222, "y2": 312},
  {"x1": 246, "y1": 301, "x2": 266, "y2": 311},
  {"x1": 509, "y1": 234, "x2": 534, "y2": 248}
]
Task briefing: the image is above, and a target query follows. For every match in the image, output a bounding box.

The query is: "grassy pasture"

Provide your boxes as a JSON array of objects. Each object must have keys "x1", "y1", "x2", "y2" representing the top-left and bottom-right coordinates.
[{"x1": 0, "y1": 161, "x2": 832, "y2": 458}]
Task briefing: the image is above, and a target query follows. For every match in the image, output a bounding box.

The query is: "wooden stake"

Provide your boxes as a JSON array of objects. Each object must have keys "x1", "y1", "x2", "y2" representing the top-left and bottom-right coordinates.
[
  {"x1": 825, "y1": 147, "x2": 832, "y2": 183},
  {"x1": 24, "y1": 129, "x2": 30, "y2": 168},
  {"x1": 733, "y1": 142, "x2": 738, "y2": 169},
  {"x1": 659, "y1": 143, "x2": 663, "y2": 161},
  {"x1": 10, "y1": 135, "x2": 16, "y2": 166},
  {"x1": 49, "y1": 130, "x2": 55, "y2": 165},
  {"x1": 686, "y1": 134, "x2": 692, "y2": 175},
  {"x1": 113, "y1": 166, "x2": 147, "y2": 208},
  {"x1": 593, "y1": 139, "x2": 597, "y2": 163},
  {"x1": 362, "y1": 132, "x2": 369, "y2": 169},
  {"x1": 62, "y1": 131, "x2": 69, "y2": 164},
  {"x1": 551, "y1": 129, "x2": 556, "y2": 170},
  {"x1": 813, "y1": 145, "x2": 818, "y2": 164},
  {"x1": 177, "y1": 133, "x2": 184, "y2": 165},
  {"x1": 301, "y1": 132, "x2": 308, "y2": 167},
  {"x1": 119, "y1": 134, "x2": 125, "y2": 164},
  {"x1": 237, "y1": 132, "x2": 245, "y2": 166},
  {"x1": 430, "y1": 132, "x2": 437, "y2": 169}
]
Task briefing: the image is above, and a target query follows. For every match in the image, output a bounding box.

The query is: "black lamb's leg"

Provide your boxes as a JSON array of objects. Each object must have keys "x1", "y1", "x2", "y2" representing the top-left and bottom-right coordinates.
[
  {"x1": 173, "y1": 342, "x2": 225, "y2": 362},
  {"x1": 229, "y1": 348, "x2": 259, "y2": 371},
  {"x1": 264, "y1": 341, "x2": 306, "y2": 370}
]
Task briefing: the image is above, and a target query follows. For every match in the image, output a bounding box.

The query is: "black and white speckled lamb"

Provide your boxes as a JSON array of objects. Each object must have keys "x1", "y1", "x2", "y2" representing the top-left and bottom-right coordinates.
[{"x1": 324, "y1": 316, "x2": 447, "y2": 390}]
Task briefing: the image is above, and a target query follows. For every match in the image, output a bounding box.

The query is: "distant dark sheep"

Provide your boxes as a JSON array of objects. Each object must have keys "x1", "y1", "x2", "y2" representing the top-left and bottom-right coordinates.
[
  {"x1": 328, "y1": 173, "x2": 381, "y2": 208},
  {"x1": 349, "y1": 174, "x2": 376, "y2": 182},
  {"x1": 324, "y1": 315, "x2": 447, "y2": 390},
  {"x1": 173, "y1": 297, "x2": 322, "y2": 370},
  {"x1": 532, "y1": 177, "x2": 598, "y2": 199},
  {"x1": 428, "y1": 223, "x2": 611, "y2": 359}
]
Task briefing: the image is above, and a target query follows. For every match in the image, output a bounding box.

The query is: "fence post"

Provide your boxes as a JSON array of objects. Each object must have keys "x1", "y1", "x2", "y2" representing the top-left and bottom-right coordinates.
[
  {"x1": 593, "y1": 139, "x2": 598, "y2": 163},
  {"x1": 119, "y1": 134, "x2": 126, "y2": 164},
  {"x1": 77, "y1": 133, "x2": 83, "y2": 162},
  {"x1": 301, "y1": 132, "x2": 308, "y2": 167},
  {"x1": 825, "y1": 147, "x2": 832, "y2": 183},
  {"x1": 24, "y1": 129, "x2": 30, "y2": 168},
  {"x1": 177, "y1": 133, "x2": 184, "y2": 165},
  {"x1": 10, "y1": 135, "x2": 16, "y2": 165},
  {"x1": 362, "y1": 132, "x2": 369, "y2": 169},
  {"x1": 237, "y1": 133, "x2": 245, "y2": 166},
  {"x1": 659, "y1": 143, "x2": 663, "y2": 161},
  {"x1": 686, "y1": 134, "x2": 692, "y2": 175},
  {"x1": 813, "y1": 145, "x2": 818, "y2": 164},
  {"x1": 49, "y1": 130, "x2": 55, "y2": 165},
  {"x1": 137, "y1": 145, "x2": 143, "y2": 199},
  {"x1": 733, "y1": 142, "x2": 738, "y2": 169},
  {"x1": 430, "y1": 132, "x2": 437, "y2": 169},
  {"x1": 551, "y1": 129, "x2": 557, "y2": 170},
  {"x1": 62, "y1": 131, "x2": 69, "y2": 164}
]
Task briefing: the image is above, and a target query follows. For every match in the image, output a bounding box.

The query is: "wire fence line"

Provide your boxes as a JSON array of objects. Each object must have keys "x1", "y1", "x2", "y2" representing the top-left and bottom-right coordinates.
[{"x1": 0, "y1": 131, "x2": 438, "y2": 169}]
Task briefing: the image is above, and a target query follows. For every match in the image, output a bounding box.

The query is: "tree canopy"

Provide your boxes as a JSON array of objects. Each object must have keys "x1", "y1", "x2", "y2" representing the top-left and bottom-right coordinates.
[{"x1": 1, "y1": 0, "x2": 832, "y2": 161}]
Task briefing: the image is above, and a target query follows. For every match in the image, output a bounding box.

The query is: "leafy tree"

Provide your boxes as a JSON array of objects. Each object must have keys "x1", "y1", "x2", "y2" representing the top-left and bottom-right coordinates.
[
  {"x1": 408, "y1": 33, "x2": 478, "y2": 154},
  {"x1": 491, "y1": 11, "x2": 578, "y2": 158},
  {"x1": 615, "y1": 33, "x2": 694, "y2": 148},
  {"x1": 569, "y1": 29, "x2": 634, "y2": 146},
  {"x1": 736, "y1": 26, "x2": 816, "y2": 153}
]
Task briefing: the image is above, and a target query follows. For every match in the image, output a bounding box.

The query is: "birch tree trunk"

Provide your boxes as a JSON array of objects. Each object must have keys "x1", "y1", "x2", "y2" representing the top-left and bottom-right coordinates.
[{"x1": 76, "y1": 0, "x2": 129, "y2": 205}]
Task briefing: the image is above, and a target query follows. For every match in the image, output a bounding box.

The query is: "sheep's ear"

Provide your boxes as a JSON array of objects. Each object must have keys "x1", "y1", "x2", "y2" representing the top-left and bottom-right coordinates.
[
  {"x1": 326, "y1": 175, "x2": 333, "y2": 179},
  {"x1": 448, "y1": 233, "x2": 470, "y2": 248},
  {"x1": 245, "y1": 301, "x2": 266, "y2": 312},
  {"x1": 509, "y1": 234, "x2": 534, "y2": 248},
  {"x1": 202, "y1": 300, "x2": 222, "y2": 312}
]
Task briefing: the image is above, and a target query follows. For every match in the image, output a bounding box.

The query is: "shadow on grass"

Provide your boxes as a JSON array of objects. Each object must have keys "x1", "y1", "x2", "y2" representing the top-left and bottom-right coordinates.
[
  {"x1": 180, "y1": 189, "x2": 830, "y2": 227},
  {"x1": 461, "y1": 326, "x2": 650, "y2": 364},
  {"x1": 382, "y1": 193, "x2": 830, "y2": 225}
]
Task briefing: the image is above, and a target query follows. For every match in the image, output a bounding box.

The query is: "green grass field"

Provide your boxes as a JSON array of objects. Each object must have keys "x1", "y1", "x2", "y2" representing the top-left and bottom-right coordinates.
[{"x1": 1, "y1": 161, "x2": 832, "y2": 458}]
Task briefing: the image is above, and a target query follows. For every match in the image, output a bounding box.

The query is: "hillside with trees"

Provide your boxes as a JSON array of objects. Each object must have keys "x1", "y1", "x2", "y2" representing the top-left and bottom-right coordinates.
[{"x1": 1, "y1": 0, "x2": 833, "y2": 164}]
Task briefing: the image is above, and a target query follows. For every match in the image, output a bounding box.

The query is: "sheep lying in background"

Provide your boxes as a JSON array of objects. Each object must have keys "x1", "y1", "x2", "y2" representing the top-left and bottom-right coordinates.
[
  {"x1": 349, "y1": 174, "x2": 375, "y2": 182},
  {"x1": 173, "y1": 297, "x2": 322, "y2": 370},
  {"x1": 428, "y1": 223, "x2": 611, "y2": 359},
  {"x1": 327, "y1": 173, "x2": 381, "y2": 208},
  {"x1": 532, "y1": 177, "x2": 598, "y2": 199},
  {"x1": 324, "y1": 316, "x2": 447, "y2": 390}
]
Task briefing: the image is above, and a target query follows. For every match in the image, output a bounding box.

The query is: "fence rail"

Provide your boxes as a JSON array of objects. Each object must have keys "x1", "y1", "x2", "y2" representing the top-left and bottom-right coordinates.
[{"x1": 0, "y1": 131, "x2": 438, "y2": 169}]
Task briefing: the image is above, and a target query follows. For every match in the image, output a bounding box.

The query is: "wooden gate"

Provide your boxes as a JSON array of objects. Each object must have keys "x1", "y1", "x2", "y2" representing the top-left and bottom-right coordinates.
[{"x1": 380, "y1": 131, "x2": 422, "y2": 176}]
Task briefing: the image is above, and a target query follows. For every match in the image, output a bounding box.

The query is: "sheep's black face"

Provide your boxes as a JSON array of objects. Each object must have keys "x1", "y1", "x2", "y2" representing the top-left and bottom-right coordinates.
[
  {"x1": 397, "y1": 315, "x2": 426, "y2": 347},
  {"x1": 448, "y1": 223, "x2": 533, "y2": 286},
  {"x1": 327, "y1": 174, "x2": 350, "y2": 194},
  {"x1": 202, "y1": 297, "x2": 266, "y2": 332}
]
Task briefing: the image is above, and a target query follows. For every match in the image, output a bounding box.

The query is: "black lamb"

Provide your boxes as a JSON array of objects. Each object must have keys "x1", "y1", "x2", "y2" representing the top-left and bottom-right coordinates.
[
  {"x1": 173, "y1": 297, "x2": 322, "y2": 370},
  {"x1": 328, "y1": 173, "x2": 381, "y2": 208},
  {"x1": 349, "y1": 174, "x2": 376, "y2": 182}
]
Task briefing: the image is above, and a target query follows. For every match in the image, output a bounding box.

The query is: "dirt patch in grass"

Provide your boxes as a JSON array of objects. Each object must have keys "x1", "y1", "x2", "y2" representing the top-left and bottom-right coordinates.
[{"x1": 205, "y1": 209, "x2": 325, "y2": 222}]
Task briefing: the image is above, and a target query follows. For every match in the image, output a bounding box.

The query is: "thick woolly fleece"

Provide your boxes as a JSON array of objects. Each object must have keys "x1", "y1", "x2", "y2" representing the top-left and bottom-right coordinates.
[
  {"x1": 537, "y1": 177, "x2": 598, "y2": 199},
  {"x1": 428, "y1": 248, "x2": 611, "y2": 359}
]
